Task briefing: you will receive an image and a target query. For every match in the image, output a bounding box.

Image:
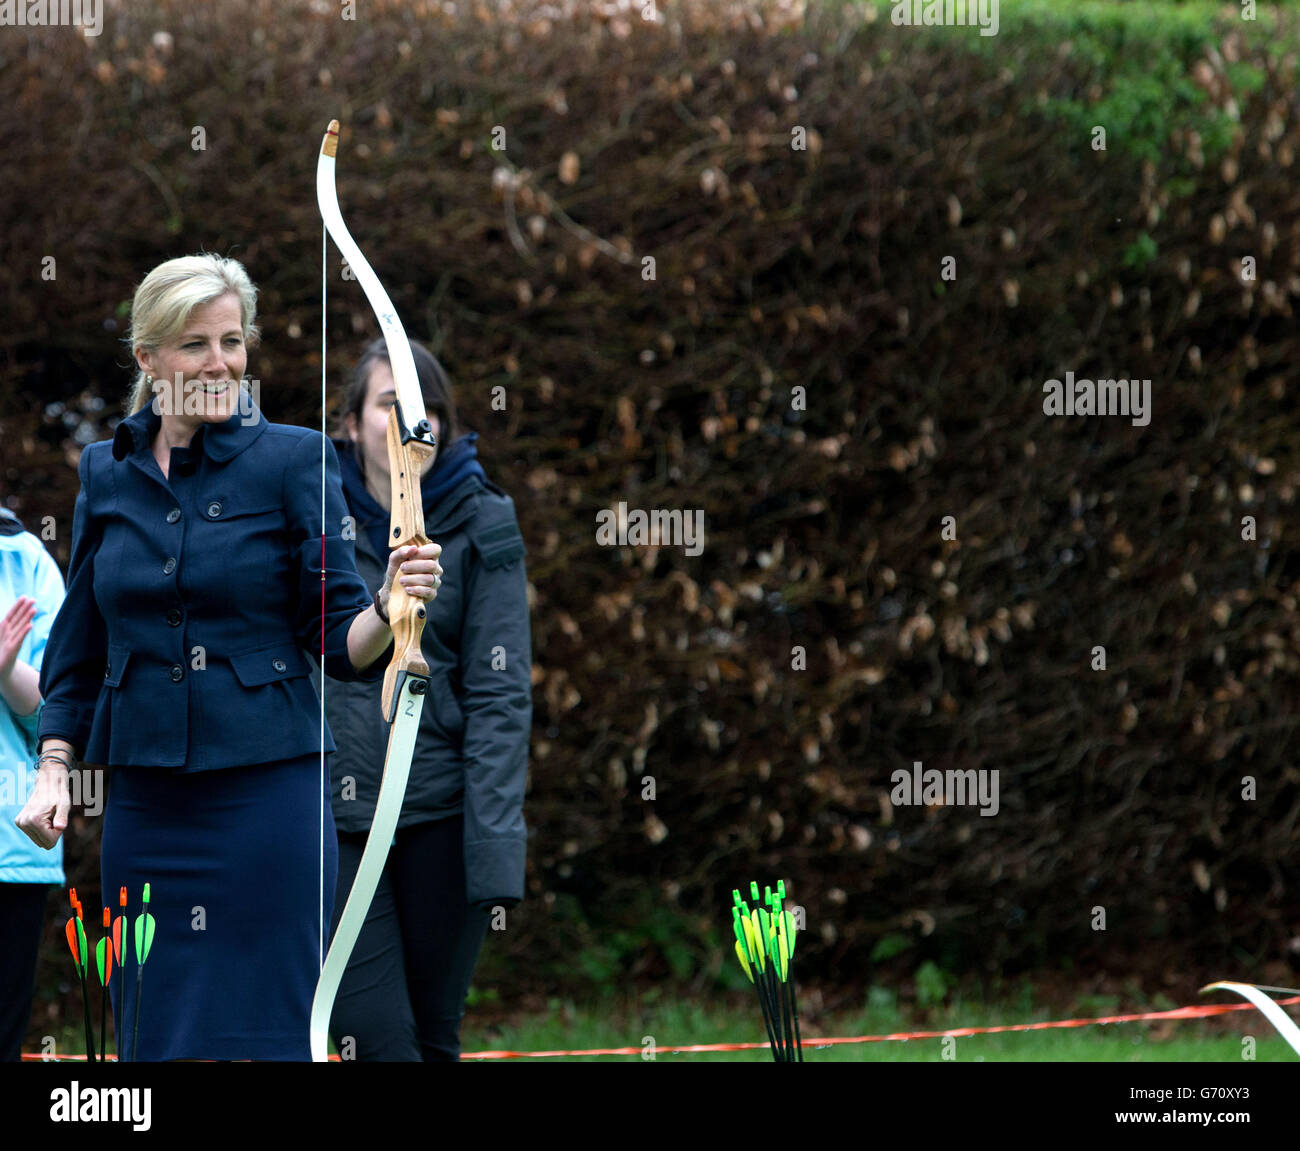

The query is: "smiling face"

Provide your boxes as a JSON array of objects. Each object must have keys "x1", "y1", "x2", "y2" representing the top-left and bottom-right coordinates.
[
  {"x1": 344, "y1": 357, "x2": 440, "y2": 503},
  {"x1": 134, "y1": 292, "x2": 248, "y2": 441}
]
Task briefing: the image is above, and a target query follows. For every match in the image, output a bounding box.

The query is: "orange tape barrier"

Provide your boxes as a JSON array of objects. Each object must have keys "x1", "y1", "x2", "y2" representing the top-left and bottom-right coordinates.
[
  {"x1": 20, "y1": 995, "x2": 1297, "y2": 1060},
  {"x1": 463, "y1": 995, "x2": 1300, "y2": 1058}
]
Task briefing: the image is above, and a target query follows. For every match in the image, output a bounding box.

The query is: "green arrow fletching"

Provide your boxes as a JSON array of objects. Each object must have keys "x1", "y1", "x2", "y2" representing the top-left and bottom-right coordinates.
[
  {"x1": 734, "y1": 939, "x2": 754, "y2": 982},
  {"x1": 740, "y1": 912, "x2": 757, "y2": 962},
  {"x1": 134, "y1": 913, "x2": 156, "y2": 964},
  {"x1": 74, "y1": 916, "x2": 89, "y2": 967},
  {"x1": 95, "y1": 937, "x2": 113, "y2": 985},
  {"x1": 732, "y1": 909, "x2": 749, "y2": 953}
]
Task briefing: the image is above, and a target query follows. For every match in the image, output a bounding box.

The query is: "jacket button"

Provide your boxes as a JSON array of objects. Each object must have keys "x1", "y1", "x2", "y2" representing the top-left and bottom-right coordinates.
[
  {"x1": 166, "y1": 609, "x2": 182, "y2": 627},
  {"x1": 272, "y1": 658, "x2": 287, "y2": 673},
  {"x1": 169, "y1": 665, "x2": 184, "y2": 682},
  {"x1": 206, "y1": 501, "x2": 223, "y2": 518},
  {"x1": 163, "y1": 556, "x2": 177, "y2": 575},
  {"x1": 166, "y1": 507, "x2": 181, "y2": 524},
  {"x1": 104, "y1": 663, "x2": 111, "y2": 679}
]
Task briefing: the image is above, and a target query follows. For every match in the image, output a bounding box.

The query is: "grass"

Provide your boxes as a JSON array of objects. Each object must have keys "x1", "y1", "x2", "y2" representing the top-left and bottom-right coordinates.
[
  {"x1": 29, "y1": 988, "x2": 1296, "y2": 1061},
  {"x1": 459, "y1": 992, "x2": 1300, "y2": 1062}
]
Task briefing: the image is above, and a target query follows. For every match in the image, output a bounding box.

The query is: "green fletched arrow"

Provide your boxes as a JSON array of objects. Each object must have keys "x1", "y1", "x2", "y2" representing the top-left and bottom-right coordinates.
[
  {"x1": 96, "y1": 907, "x2": 112, "y2": 1061},
  {"x1": 95, "y1": 935, "x2": 112, "y2": 984},
  {"x1": 133, "y1": 885, "x2": 156, "y2": 963},
  {"x1": 727, "y1": 879, "x2": 804, "y2": 1061},
  {"x1": 734, "y1": 938, "x2": 753, "y2": 982},
  {"x1": 66, "y1": 890, "x2": 95, "y2": 1062},
  {"x1": 130, "y1": 883, "x2": 155, "y2": 1063}
]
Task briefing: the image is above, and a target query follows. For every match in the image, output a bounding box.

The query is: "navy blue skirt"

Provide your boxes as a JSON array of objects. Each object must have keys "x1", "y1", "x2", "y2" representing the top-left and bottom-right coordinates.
[{"x1": 100, "y1": 754, "x2": 337, "y2": 1061}]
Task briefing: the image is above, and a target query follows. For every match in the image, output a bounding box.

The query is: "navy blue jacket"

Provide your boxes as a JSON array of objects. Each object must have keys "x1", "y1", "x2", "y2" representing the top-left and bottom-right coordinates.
[{"x1": 37, "y1": 400, "x2": 383, "y2": 770}]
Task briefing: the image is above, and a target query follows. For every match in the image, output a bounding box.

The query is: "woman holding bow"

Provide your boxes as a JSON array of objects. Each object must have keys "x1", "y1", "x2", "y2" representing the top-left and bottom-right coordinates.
[{"x1": 15, "y1": 253, "x2": 442, "y2": 1060}]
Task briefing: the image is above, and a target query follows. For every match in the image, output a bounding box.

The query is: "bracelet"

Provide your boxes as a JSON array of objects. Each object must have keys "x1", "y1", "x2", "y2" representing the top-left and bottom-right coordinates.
[
  {"x1": 373, "y1": 585, "x2": 389, "y2": 625},
  {"x1": 36, "y1": 750, "x2": 73, "y2": 771}
]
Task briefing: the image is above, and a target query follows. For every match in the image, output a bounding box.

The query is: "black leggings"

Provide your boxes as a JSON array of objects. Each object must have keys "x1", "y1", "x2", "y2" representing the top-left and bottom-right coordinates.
[
  {"x1": 0, "y1": 883, "x2": 50, "y2": 1062},
  {"x1": 328, "y1": 814, "x2": 491, "y2": 1061}
]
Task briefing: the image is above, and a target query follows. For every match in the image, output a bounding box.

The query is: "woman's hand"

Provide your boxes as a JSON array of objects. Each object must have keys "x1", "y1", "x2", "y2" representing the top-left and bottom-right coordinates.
[
  {"x1": 15, "y1": 748, "x2": 72, "y2": 849},
  {"x1": 378, "y1": 543, "x2": 444, "y2": 618},
  {"x1": 0, "y1": 595, "x2": 36, "y2": 679}
]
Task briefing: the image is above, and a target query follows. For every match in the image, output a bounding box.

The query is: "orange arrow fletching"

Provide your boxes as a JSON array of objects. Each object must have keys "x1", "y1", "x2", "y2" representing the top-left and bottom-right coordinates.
[
  {"x1": 112, "y1": 916, "x2": 129, "y2": 965},
  {"x1": 64, "y1": 918, "x2": 84, "y2": 974}
]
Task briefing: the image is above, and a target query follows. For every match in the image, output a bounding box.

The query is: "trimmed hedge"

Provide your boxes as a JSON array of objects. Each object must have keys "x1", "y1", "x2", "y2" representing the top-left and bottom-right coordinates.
[{"x1": 3, "y1": 1, "x2": 1299, "y2": 1030}]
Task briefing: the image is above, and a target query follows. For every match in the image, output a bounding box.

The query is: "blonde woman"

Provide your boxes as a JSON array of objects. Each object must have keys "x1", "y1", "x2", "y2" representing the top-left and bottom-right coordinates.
[{"x1": 15, "y1": 253, "x2": 442, "y2": 1060}]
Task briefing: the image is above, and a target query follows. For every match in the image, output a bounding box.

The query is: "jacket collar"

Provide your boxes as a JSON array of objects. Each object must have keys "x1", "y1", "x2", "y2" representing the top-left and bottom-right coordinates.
[
  {"x1": 425, "y1": 473, "x2": 484, "y2": 535},
  {"x1": 112, "y1": 390, "x2": 269, "y2": 463}
]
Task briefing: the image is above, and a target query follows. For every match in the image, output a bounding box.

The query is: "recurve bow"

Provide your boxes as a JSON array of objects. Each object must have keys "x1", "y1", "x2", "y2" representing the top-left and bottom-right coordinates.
[{"x1": 309, "y1": 119, "x2": 438, "y2": 1063}]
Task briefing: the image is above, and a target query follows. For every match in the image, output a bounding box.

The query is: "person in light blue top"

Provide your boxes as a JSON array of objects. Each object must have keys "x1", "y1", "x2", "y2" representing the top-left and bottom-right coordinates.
[{"x1": 0, "y1": 506, "x2": 66, "y2": 1061}]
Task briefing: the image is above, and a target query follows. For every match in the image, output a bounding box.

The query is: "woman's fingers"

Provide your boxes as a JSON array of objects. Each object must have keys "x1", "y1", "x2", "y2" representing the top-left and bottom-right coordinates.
[
  {"x1": 16, "y1": 769, "x2": 70, "y2": 849},
  {"x1": 397, "y1": 545, "x2": 442, "y2": 582},
  {"x1": 3, "y1": 596, "x2": 35, "y2": 623},
  {"x1": 381, "y1": 544, "x2": 443, "y2": 602},
  {"x1": 1, "y1": 598, "x2": 36, "y2": 647},
  {"x1": 399, "y1": 568, "x2": 441, "y2": 600}
]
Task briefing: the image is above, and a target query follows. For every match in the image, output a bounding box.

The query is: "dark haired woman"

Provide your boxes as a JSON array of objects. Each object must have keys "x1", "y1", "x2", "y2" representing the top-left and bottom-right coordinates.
[{"x1": 323, "y1": 338, "x2": 531, "y2": 1061}]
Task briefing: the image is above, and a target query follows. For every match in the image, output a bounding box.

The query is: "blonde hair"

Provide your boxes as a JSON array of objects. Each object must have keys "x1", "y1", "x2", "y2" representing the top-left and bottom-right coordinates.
[{"x1": 125, "y1": 253, "x2": 260, "y2": 414}]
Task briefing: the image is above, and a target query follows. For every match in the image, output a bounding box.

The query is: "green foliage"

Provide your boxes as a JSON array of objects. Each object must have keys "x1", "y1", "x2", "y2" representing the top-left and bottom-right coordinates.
[
  {"x1": 1072, "y1": 993, "x2": 1121, "y2": 1018},
  {"x1": 718, "y1": 956, "x2": 754, "y2": 993},
  {"x1": 1029, "y1": 55, "x2": 1218, "y2": 167},
  {"x1": 904, "y1": 0, "x2": 1289, "y2": 169},
  {"x1": 867, "y1": 984, "x2": 897, "y2": 1012},
  {"x1": 1224, "y1": 61, "x2": 1266, "y2": 96},
  {"x1": 539, "y1": 890, "x2": 709, "y2": 991},
  {"x1": 1121, "y1": 231, "x2": 1158, "y2": 270},
  {"x1": 464, "y1": 984, "x2": 500, "y2": 1008},
  {"x1": 914, "y1": 960, "x2": 949, "y2": 1008},
  {"x1": 870, "y1": 932, "x2": 914, "y2": 962}
]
